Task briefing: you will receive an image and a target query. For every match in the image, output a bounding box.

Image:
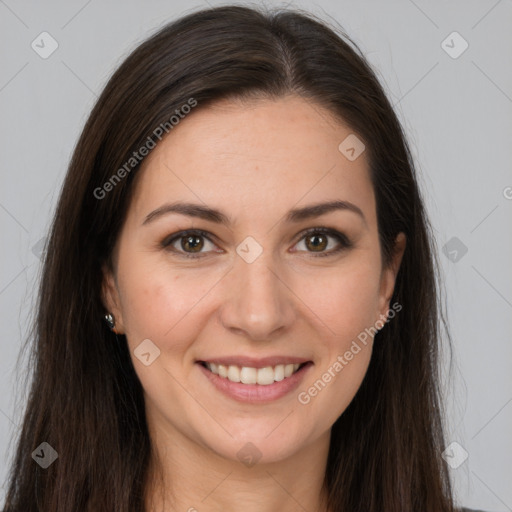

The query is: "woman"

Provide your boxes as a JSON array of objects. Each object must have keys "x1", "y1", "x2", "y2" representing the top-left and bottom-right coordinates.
[{"x1": 2, "y1": 5, "x2": 486, "y2": 512}]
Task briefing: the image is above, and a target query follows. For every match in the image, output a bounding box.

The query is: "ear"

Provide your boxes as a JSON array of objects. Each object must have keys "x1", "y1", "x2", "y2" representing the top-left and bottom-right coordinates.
[
  {"x1": 101, "y1": 263, "x2": 125, "y2": 334},
  {"x1": 377, "y1": 232, "x2": 406, "y2": 320}
]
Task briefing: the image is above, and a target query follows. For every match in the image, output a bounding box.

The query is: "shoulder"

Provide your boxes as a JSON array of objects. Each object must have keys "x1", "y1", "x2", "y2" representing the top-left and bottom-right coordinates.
[{"x1": 459, "y1": 507, "x2": 490, "y2": 512}]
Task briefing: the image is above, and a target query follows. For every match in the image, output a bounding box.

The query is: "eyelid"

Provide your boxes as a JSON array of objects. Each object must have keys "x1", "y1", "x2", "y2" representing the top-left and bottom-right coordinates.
[
  {"x1": 161, "y1": 227, "x2": 352, "y2": 258},
  {"x1": 293, "y1": 226, "x2": 351, "y2": 247},
  {"x1": 161, "y1": 229, "x2": 219, "y2": 258},
  {"x1": 291, "y1": 226, "x2": 352, "y2": 257}
]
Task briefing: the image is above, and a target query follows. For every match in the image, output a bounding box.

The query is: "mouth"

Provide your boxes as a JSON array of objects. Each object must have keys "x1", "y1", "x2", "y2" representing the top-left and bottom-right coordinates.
[
  {"x1": 198, "y1": 361, "x2": 309, "y2": 385},
  {"x1": 196, "y1": 359, "x2": 313, "y2": 403}
]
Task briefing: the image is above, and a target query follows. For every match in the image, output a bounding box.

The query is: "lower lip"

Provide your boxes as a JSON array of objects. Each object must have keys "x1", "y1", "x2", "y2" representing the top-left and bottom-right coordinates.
[{"x1": 196, "y1": 362, "x2": 313, "y2": 403}]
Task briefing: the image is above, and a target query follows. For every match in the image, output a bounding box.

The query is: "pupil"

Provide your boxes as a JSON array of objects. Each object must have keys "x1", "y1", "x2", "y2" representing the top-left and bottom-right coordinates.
[
  {"x1": 184, "y1": 235, "x2": 203, "y2": 252},
  {"x1": 308, "y1": 234, "x2": 326, "y2": 251}
]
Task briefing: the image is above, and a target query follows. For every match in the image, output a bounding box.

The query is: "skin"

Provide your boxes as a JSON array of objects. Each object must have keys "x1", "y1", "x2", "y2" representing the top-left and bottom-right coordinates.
[{"x1": 102, "y1": 95, "x2": 406, "y2": 512}]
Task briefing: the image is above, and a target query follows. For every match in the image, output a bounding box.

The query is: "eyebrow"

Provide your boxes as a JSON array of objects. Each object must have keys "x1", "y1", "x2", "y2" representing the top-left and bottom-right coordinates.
[{"x1": 142, "y1": 200, "x2": 366, "y2": 227}]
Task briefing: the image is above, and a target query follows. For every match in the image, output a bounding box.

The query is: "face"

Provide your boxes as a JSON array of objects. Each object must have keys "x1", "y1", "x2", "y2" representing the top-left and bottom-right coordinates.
[{"x1": 102, "y1": 95, "x2": 405, "y2": 466}]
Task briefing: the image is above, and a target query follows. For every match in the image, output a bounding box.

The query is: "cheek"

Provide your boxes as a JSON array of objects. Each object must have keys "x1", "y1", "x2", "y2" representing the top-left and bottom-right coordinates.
[
  {"x1": 294, "y1": 260, "x2": 380, "y2": 427},
  {"x1": 116, "y1": 257, "x2": 221, "y2": 353},
  {"x1": 295, "y1": 257, "x2": 382, "y2": 342},
  {"x1": 118, "y1": 245, "x2": 382, "y2": 353}
]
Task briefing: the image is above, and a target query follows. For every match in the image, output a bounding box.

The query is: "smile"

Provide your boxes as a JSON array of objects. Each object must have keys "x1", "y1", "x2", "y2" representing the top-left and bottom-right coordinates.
[
  {"x1": 201, "y1": 361, "x2": 305, "y2": 385},
  {"x1": 196, "y1": 360, "x2": 313, "y2": 403}
]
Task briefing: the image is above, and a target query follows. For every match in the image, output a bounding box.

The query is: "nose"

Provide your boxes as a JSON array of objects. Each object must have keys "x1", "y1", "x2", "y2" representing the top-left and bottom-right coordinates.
[{"x1": 219, "y1": 250, "x2": 297, "y2": 342}]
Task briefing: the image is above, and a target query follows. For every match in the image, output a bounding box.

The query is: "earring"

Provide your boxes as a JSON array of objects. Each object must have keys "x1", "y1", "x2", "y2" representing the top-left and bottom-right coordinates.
[{"x1": 104, "y1": 313, "x2": 116, "y2": 330}]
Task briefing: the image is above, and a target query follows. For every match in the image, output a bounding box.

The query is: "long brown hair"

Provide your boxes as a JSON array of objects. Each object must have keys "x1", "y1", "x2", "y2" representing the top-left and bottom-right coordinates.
[{"x1": 3, "y1": 4, "x2": 455, "y2": 511}]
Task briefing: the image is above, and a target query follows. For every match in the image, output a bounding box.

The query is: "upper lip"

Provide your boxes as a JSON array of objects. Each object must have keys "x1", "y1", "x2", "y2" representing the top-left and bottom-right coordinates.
[{"x1": 197, "y1": 356, "x2": 311, "y2": 369}]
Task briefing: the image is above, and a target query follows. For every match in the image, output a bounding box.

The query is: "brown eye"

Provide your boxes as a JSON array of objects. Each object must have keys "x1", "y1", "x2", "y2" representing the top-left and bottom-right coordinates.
[
  {"x1": 294, "y1": 228, "x2": 352, "y2": 257},
  {"x1": 181, "y1": 234, "x2": 204, "y2": 253},
  {"x1": 161, "y1": 230, "x2": 218, "y2": 259},
  {"x1": 304, "y1": 233, "x2": 328, "y2": 252}
]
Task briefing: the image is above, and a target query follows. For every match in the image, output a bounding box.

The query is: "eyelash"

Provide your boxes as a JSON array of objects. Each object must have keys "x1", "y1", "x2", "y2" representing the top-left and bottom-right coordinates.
[{"x1": 160, "y1": 227, "x2": 352, "y2": 259}]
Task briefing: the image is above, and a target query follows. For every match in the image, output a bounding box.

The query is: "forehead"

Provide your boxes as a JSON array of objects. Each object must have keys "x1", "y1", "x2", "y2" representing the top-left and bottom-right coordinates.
[{"x1": 128, "y1": 95, "x2": 376, "y2": 227}]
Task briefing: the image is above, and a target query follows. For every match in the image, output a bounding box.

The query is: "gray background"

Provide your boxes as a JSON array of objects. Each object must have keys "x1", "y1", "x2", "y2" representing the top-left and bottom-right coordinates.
[{"x1": 1, "y1": 0, "x2": 511, "y2": 510}]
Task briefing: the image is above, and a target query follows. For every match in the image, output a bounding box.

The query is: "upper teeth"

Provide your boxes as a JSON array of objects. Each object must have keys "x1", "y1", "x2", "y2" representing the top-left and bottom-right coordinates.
[{"x1": 206, "y1": 363, "x2": 301, "y2": 385}]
